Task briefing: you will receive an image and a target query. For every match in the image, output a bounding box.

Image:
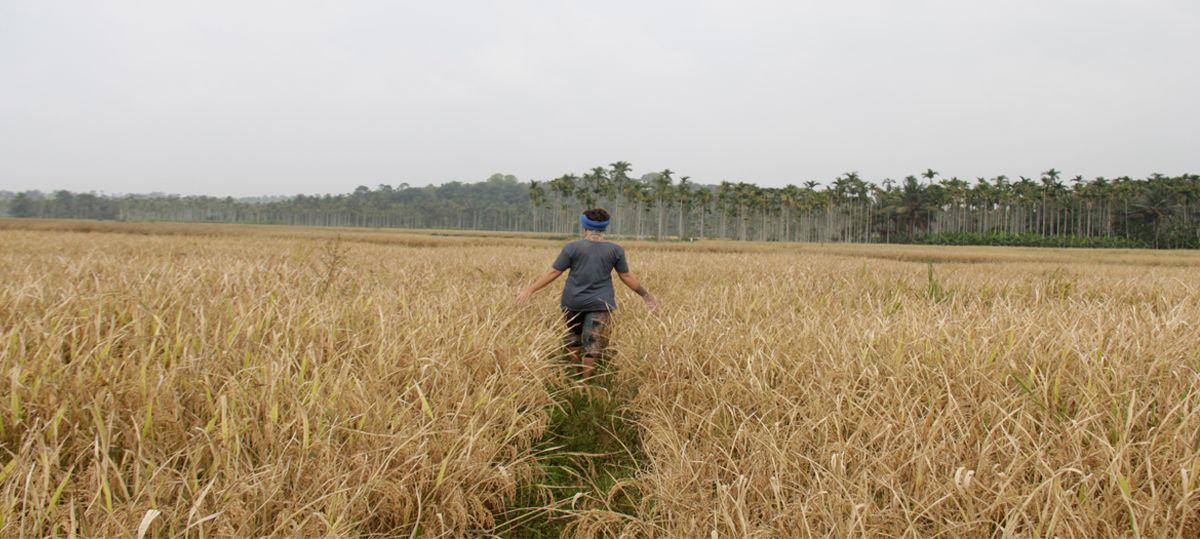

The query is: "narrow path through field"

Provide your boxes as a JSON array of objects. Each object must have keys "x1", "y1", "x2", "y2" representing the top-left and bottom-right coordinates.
[{"x1": 496, "y1": 363, "x2": 645, "y2": 538}]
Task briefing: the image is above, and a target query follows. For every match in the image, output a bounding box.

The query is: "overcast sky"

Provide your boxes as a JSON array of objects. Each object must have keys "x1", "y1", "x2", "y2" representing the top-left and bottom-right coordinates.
[{"x1": 1, "y1": 1, "x2": 1197, "y2": 196}]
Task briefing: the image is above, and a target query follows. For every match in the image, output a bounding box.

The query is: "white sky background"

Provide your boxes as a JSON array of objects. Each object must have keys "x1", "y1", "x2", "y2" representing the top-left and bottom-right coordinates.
[{"x1": 1, "y1": 0, "x2": 1197, "y2": 196}]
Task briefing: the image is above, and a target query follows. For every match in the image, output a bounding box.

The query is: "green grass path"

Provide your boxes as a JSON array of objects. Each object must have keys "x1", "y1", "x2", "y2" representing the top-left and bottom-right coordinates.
[{"x1": 496, "y1": 368, "x2": 645, "y2": 538}]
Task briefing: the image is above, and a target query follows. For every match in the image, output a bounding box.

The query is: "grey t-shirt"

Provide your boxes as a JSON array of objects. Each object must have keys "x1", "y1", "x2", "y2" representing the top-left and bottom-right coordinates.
[{"x1": 552, "y1": 239, "x2": 629, "y2": 312}]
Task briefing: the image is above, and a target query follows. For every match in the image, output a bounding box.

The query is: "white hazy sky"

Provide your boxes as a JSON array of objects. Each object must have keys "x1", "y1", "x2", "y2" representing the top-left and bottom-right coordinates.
[{"x1": 1, "y1": 0, "x2": 1197, "y2": 196}]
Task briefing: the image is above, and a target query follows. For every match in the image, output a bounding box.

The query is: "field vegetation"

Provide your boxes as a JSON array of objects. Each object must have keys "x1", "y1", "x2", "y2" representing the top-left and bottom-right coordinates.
[{"x1": 1, "y1": 219, "x2": 1198, "y2": 537}]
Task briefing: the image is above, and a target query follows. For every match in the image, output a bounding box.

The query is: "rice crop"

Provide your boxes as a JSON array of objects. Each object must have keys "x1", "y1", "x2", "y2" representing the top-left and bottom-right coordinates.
[
  {"x1": 1, "y1": 219, "x2": 1198, "y2": 538},
  {"x1": 600, "y1": 251, "x2": 1200, "y2": 538},
  {"x1": 0, "y1": 224, "x2": 562, "y2": 536}
]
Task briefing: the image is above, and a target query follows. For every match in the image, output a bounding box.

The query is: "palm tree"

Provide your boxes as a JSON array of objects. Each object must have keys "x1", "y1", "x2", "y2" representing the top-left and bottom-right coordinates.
[
  {"x1": 716, "y1": 181, "x2": 735, "y2": 239},
  {"x1": 1039, "y1": 168, "x2": 1061, "y2": 235},
  {"x1": 608, "y1": 161, "x2": 632, "y2": 235},
  {"x1": 693, "y1": 186, "x2": 713, "y2": 239},
  {"x1": 1131, "y1": 185, "x2": 1179, "y2": 247},
  {"x1": 1083, "y1": 177, "x2": 1108, "y2": 237},
  {"x1": 676, "y1": 176, "x2": 692, "y2": 240},
  {"x1": 653, "y1": 169, "x2": 674, "y2": 239},
  {"x1": 888, "y1": 176, "x2": 939, "y2": 237},
  {"x1": 940, "y1": 176, "x2": 969, "y2": 234},
  {"x1": 548, "y1": 174, "x2": 579, "y2": 232},
  {"x1": 621, "y1": 169, "x2": 646, "y2": 237},
  {"x1": 581, "y1": 166, "x2": 609, "y2": 208},
  {"x1": 735, "y1": 182, "x2": 757, "y2": 241},
  {"x1": 850, "y1": 175, "x2": 873, "y2": 242},
  {"x1": 780, "y1": 184, "x2": 802, "y2": 242}
]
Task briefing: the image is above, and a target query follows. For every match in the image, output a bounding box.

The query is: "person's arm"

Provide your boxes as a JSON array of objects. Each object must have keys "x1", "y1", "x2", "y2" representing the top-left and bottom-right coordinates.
[
  {"x1": 515, "y1": 268, "x2": 563, "y2": 305},
  {"x1": 618, "y1": 272, "x2": 658, "y2": 311}
]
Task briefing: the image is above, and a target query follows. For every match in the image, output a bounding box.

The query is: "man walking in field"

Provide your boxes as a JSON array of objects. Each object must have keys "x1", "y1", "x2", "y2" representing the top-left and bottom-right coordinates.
[{"x1": 516, "y1": 208, "x2": 657, "y2": 376}]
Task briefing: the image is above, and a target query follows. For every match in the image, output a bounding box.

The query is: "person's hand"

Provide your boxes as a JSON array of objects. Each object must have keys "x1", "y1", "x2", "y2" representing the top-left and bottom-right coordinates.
[
  {"x1": 643, "y1": 294, "x2": 659, "y2": 312},
  {"x1": 515, "y1": 289, "x2": 532, "y2": 305}
]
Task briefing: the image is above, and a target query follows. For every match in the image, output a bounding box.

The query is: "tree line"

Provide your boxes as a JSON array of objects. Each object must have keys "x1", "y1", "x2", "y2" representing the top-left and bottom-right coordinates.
[
  {"x1": 4, "y1": 165, "x2": 1198, "y2": 248},
  {"x1": 2, "y1": 175, "x2": 531, "y2": 231}
]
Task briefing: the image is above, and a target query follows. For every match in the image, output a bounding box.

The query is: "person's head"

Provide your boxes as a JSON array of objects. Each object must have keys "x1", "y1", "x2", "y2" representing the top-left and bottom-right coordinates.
[{"x1": 580, "y1": 208, "x2": 610, "y2": 235}]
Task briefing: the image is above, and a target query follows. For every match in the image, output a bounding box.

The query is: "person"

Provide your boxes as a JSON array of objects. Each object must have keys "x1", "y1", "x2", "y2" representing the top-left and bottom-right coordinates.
[{"x1": 515, "y1": 208, "x2": 658, "y2": 376}]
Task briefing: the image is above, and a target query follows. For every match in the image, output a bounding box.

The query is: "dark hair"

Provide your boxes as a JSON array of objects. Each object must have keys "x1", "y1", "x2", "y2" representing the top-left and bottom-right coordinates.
[{"x1": 583, "y1": 208, "x2": 610, "y2": 222}]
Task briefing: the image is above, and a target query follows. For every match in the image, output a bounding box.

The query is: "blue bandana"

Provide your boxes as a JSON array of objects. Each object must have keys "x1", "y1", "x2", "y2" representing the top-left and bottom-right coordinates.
[{"x1": 580, "y1": 214, "x2": 610, "y2": 231}]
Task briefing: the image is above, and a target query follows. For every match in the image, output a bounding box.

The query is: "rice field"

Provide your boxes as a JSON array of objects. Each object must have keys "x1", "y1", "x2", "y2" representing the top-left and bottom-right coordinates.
[{"x1": 2, "y1": 219, "x2": 1199, "y2": 538}]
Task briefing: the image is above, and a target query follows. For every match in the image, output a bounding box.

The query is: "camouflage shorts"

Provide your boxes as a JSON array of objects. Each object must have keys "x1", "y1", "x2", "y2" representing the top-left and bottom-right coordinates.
[{"x1": 563, "y1": 310, "x2": 612, "y2": 358}]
